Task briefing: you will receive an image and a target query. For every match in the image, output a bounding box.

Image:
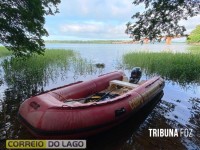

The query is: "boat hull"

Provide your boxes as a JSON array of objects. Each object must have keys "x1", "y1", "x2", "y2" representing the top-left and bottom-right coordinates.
[{"x1": 18, "y1": 71, "x2": 165, "y2": 138}]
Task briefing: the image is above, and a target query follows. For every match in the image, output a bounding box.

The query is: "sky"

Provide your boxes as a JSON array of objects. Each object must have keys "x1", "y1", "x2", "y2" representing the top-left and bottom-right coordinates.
[{"x1": 44, "y1": 0, "x2": 200, "y2": 40}]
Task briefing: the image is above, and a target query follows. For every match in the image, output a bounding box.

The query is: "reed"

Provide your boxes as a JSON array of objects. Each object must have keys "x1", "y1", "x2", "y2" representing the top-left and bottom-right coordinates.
[
  {"x1": 3, "y1": 49, "x2": 75, "y2": 78},
  {"x1": 1, "y1": 49, "x2": 103, "y2": 97},
  {"x1": 1, "y1": 49, "x2": 75, "y2": 97},
  {"x1": 70, "y1": 56, "x2": 101, "y2": 77},
  {"x1": 123, "y1": 52, "x2": 200, "y2": 86}
]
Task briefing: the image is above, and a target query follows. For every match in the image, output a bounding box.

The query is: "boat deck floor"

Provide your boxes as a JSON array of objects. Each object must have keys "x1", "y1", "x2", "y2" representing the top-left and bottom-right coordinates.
[{"x1": 64, "y1": 80, "x2": 146, "y2": 104}]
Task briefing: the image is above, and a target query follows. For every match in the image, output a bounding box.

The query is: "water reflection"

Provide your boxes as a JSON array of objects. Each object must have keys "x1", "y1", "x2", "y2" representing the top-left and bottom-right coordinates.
[
  {"x1": 88, "y1": 95, "x2": 199, "y2": 150},
  {"x1": 88, "y1": 92, "x2": 163, "y2": 150},
  {"x1": 188, "y1": 97, "x2": 200, "y2": 147}
]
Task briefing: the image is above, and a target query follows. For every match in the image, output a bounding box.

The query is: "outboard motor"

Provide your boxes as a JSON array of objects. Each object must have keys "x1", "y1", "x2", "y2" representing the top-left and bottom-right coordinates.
[{"x1": 129, "y1": 67, "x2": 142, "y2": 84}]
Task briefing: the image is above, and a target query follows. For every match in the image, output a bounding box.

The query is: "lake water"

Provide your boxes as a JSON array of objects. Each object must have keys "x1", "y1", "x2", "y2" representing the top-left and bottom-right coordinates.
[{"x1": 0, "y1": 43, "x2": 199, "y2": 149}]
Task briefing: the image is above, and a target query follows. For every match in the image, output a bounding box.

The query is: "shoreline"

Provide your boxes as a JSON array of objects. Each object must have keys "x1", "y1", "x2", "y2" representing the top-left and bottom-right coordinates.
[{"x1": 44, "y1": 40, "x2": 136, "y2": 44}]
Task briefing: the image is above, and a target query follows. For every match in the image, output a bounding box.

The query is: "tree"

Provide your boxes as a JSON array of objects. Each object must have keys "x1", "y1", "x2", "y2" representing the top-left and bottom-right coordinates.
[
  {"x1": 187, "y1": 25, "x2": 200, "y2": 43},
  {"x1": 126, "y1": 0, "x2": 200, "y2": 41},
  {"x1": 0, "y1": 0, "x2": 61, "y2": 57}
]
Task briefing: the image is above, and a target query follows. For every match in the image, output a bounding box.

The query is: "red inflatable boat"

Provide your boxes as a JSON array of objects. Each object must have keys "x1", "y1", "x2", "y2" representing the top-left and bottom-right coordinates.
[{"x1": 18, "y1": 70, "x2": 165, "y2": 138}]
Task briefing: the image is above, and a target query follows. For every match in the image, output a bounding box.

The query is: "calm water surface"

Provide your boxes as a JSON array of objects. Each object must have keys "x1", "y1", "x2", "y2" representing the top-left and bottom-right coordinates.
[{"x1": 0, "y1": 43, "x2": 199, "y2": 149}]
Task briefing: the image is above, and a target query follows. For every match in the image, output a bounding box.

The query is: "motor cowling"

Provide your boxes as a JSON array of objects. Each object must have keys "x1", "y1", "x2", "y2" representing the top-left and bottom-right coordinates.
[{"x1": 129, "y1": 67, "x2": 142, "y2": 84}]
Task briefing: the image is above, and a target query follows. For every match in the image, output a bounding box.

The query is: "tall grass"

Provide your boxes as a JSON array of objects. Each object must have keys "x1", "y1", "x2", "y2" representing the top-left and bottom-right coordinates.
[
  {"x1": 123, "y1": 52, "x2": 200, "y2": 86},
  {"x1": 2, "y1": 49, "x2": 75, "y2": 97},
  {"x1": 3, "y1": 49, "x2": 75, "y2": 80},
  {"x1": 1, "y1": 49, "x2": 103, "y2": 98},
  {"x1": 70, "y1": 57, "x2": 101, "y2": 76}
]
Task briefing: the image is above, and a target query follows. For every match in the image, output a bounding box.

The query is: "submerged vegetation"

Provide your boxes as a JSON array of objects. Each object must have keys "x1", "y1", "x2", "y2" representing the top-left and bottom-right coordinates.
[{"x1": 123, "y1": 52, "x2": 200, "y2": 86}]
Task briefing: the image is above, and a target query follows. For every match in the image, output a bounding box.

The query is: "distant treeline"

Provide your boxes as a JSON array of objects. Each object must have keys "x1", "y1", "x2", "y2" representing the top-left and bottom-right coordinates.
[{"x1": 45, "y1": 40, "x2": 132, "y2": 44}]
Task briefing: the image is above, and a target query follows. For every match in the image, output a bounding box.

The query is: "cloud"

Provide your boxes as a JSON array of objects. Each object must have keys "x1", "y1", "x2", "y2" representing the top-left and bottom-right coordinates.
[
  {"x1": 44, "y1": 0, "x2": 137, "y2": 39},
  {"x1": 57, "y1": 22, "x2": 128, "y2": 39},
  {"x1": 60, "y1": 22, "x2": 103, "y2": 33},
  {"x1": 57, "y1": 0, "x2": 136, "y2": 21},
  {"x1": 45, "y1": 0, "x2": 200, "y2": 40}
]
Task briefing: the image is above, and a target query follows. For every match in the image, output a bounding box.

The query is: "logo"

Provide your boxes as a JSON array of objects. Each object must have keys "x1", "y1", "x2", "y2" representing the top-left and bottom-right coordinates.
[
  {"x1": 148, "y1": 128, "x2": 193, "y2": 137},
  {"x1": 6, "y1": 140, "x2": 86, "y2": 149}
]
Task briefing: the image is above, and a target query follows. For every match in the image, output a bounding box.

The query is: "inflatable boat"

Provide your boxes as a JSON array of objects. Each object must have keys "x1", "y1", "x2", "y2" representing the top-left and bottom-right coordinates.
[{"x1": 18, "y1": 69, "x2": 165, "y2": 138}]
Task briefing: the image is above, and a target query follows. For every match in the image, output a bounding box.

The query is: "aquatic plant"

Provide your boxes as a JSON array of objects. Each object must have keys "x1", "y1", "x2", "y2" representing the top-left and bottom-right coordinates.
[
  {"x1": 123, "y1": 52, "x2": 200, "y2": 86},
  {"x1": 69, "y1": 57, "x2": 103, "y2": 80},
  {"x1": 1, "y1": 49, "x2": 75, "y2": 98},
  {"x1": 1, "y1": 49, "x2": 104, "y2": 98}
]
